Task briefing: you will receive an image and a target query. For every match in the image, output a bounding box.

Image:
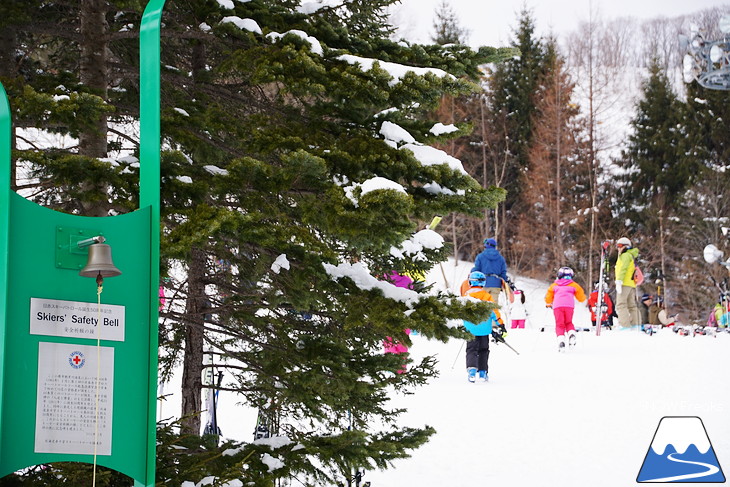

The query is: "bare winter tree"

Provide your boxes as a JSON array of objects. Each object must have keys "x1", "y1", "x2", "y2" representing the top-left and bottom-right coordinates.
[
  {"x1": 565, "y1": 13, "x2": 638, "y2": 286},
  {"x1": 428, "y1": 2, "x2": 513, "y2": 267},
  {"x1": 517, "y1": 39, "x2": 591, "y2": 280},
  {"x1": 668, "y1": 171, "x2": 730, "y2": 320},
  {"x1": 640, "y1": 16, "x2": 686, "y2": 74}
]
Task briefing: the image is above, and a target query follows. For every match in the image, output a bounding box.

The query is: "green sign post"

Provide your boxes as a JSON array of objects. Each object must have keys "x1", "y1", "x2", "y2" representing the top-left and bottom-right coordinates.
[{"x1": 0, "y1": 1, "x2": 165, "y2": 485}]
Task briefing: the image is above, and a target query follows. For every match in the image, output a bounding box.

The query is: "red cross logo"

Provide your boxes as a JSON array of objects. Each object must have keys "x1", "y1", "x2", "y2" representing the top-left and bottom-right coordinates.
[{"x1": 68, "y1": 351, "x2": 85, "y2": 369}]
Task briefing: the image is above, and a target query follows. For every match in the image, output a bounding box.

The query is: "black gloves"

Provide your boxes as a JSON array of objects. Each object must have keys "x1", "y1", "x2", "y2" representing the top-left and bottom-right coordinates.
[{"x1": 492, "y1": 324, "x2": 507, "y2": 341}]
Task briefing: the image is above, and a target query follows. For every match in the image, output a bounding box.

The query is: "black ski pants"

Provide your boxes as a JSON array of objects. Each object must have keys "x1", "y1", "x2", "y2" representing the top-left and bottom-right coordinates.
[{"x1": 465, "y1": 335, "x2": 490, "y2": 372}]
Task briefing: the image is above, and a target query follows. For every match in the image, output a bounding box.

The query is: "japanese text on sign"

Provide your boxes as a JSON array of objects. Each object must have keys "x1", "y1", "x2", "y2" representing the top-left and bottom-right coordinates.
[
  {"x1": 34, "y1": 342, "x2": 114, "y2": 455},
  {"x1": 30, "y1": 297, "x2": 125, "y2": 341}
]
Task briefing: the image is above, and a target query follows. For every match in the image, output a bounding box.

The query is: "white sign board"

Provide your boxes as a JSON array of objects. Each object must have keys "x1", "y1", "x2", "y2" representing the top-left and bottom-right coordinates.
[
  {"x1": 30, "y1": 297, "x2": 125, "y2": 342},
  {"x1": 34, "y1": 342, "x2": 114, "y2": 455}
]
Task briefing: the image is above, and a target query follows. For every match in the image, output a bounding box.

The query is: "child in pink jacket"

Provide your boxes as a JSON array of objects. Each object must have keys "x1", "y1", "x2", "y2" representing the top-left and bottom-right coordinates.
[
  {"x1": 545, "y1": 267, "x2": 587, "y2": 351},
  {"x1": 383, "y1": 272, "x2": 413, "y2": 372}
]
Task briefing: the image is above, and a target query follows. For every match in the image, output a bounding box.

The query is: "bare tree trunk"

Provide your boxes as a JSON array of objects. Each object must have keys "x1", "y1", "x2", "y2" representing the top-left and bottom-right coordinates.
[
  {"x1": 181, "y1": 248, "x2": 207, "y2": 435},
  {"x1": 659, "y1": 206, "x2": 666, "y2": 302},
  {"x1": 0, "y1": 27, "x2": 15, "y2": 78},
  {"x1": 452, "y1": 218, "x2": 459, "y2": 261},
  {"x1": 586, "y1": 3, "x2": 597, "y2": 287},
  {"x1": 79, "y1": 0, "x2": 109, "y2": 157},
  {"x1": 79, "y1": 0, "x2": 109, "y2": 217},
  {"x1": 479, "y1": 101, "x2": 491, "y2": 238},
  {"x1": 554, "y1": 64, "x2": 563, "y2": 265},
  {"x1": 567, "y1": 4, "x2": 633, "y2": 283},
  {"x1": 450, "y1": 97, "x2": 460, "y2": 260},
  {"x1": 180, "y1": 41, "x2": 211, "y2": 437}
]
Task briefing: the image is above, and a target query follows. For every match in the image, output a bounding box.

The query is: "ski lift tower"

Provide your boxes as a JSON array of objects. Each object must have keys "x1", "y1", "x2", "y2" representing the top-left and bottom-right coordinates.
[
  {"x1": 681, "y1": 15, "x2": 730, "y2": 90},
  {"x1": 704, "y1": 227, "x2": 730, "y2": 272}
]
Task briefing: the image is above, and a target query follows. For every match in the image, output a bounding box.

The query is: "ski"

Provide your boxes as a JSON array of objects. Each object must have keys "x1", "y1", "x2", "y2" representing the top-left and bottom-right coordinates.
[
  {"x1": 596, "y1": 240, "x2": 611, "y2": 336},
  {"x1": 253, "y1": 398, "x2": 278, "y2": 441}
]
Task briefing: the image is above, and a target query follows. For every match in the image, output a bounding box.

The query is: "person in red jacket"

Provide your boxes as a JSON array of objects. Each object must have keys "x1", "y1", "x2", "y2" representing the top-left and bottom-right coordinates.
[
  {"x1": 587, "y1": 282, "x2": 614, "y2": 330},
  {"x1": 545, "y1": 266, "x2": 587, "y2": 352}
]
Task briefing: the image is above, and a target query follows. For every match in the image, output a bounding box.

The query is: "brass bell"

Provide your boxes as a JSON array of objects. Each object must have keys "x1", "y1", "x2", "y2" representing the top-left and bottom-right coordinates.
[{"x1": 79, "y1": 243, "x2": 122, "y2": 278}]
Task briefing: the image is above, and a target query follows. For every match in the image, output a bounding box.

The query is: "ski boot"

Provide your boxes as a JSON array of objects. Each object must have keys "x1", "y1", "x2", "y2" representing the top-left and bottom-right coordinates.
[
  {"x1": 478, "y1": 370, "x2": 488, "y2": 382},
  {"x1": 467, "y1": 367, "x2": 477, "y2": 383}
]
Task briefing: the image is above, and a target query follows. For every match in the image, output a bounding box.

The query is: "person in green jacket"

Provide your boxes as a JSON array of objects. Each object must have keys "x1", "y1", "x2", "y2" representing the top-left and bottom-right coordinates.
[{"x1": 614, "y1": 237, "x2": 640, "y2": 327}]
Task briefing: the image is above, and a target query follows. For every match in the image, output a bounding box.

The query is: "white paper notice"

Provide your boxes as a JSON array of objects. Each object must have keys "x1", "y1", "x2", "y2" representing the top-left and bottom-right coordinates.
[
  {"x1": 30, "y1": 297, "x2": 125, "y2": 342},
  {"x1": 34, "y1": 342, "x2": 114, "y2": 455}
]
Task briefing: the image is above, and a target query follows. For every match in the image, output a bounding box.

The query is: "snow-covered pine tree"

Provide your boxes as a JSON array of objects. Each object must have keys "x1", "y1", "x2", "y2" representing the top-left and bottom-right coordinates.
[
  {"x1": 429, "y1": 0, "x2": 485, "y2": 261},
  {"x1": 664, "y1": 70, "x2": 730, "y2": 319},
  {"x1": 2, "y1": 0, "x2": 142, "y2": 216},
  {"x1": 157, "y1": 3, "x2": 508, "y2": 483},
  {"x1": 431, "y1": 0, "x2": 469, "y2": 46},
  {"x1": 1, "y1": 0, "x2": 506, "y2": 484},
  {"x1": 480, "y1": 8, "x2": 547, "y2": 263},
  {"x1": 611, "y1": 58, "x2": 701, "y2": 314},
  {"x1": 613, "y1": 59, "x2": 699, "y2": 229}
]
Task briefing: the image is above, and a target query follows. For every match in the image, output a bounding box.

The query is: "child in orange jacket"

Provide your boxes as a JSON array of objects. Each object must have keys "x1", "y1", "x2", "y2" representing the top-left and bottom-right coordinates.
[
  {"x1": 463, "y1": 271, "x2": 505, "y2": 382},
  {"x1": 545, "y1": 266, "x2": 587, "y2": 351}
]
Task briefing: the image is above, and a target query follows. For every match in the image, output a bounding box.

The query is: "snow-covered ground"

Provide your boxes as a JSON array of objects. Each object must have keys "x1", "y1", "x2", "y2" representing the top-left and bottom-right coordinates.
[
  {"x1": 162, "y1": 258, "x2": 730, "y2": 486},
  {"x1": 365, "y1": 259, "x2": 730, "y2": 486}
]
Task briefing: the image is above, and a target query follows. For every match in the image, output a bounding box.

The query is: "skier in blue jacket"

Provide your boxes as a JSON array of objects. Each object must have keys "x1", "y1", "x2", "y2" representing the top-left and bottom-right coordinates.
[
  {"x1": 471, "y1": 238, "x2": 509, "y2": 300},
  {"x1": 463, "y1": 271, "x2": 505, "y2": 382}
]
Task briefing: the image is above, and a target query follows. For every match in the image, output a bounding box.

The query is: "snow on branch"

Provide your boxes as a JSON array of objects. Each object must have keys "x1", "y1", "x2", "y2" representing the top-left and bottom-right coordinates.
[
  {"x1": 220, "y1": 16, "x2": 262, "y2": 35},
  {"x1": 271, "y1": 254, "x2": 291, "y2": 274},
  {"x1": 380, "y1": 121, "x2": 416, "y2": 144},
  {"x1": 323, "y1": 262, "x2": 422, "y2": 307},
  {"x1": 390, "y1": 229, "x2": 444, "y2": 261},
  {"x1": 297, "y1": 0, "x2": 346, "y2": 14},
  {"x1": 337, "y1": 54, "x2": 454, "y2": 87},
  {"x1": 216, "y1": 0, "x2": 251, "y2": 9},
  {"x1": 343, "y1": 176, "x2": 407, "y2": 207},
  {"x1": 429, "y1": 122, "x2": 459, "y2": 135},
  {"x1": 267, "y1": 30, "x2": 323, "y2": 56},
  {"x1": 400, "y1": 144, "x2": 466, "y2": 174},
  {"x1": 379, "y1": 121, "x2": 467, "y2": 176}
]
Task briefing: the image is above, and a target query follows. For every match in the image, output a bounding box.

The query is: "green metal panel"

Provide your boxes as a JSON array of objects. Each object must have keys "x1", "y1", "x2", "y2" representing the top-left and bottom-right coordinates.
[
  {"x1": 138, "y1": 1, "x2": 166, "y2": 485},
  {"x1": 1, "y1": 194, "x2": 152, "y2": 480},
  {"x1": 0, "y1": 83, "x2": 11, "y2": 482},
  {"x1": 0, "y1": 0, "x2": 165, "y2": 484}
]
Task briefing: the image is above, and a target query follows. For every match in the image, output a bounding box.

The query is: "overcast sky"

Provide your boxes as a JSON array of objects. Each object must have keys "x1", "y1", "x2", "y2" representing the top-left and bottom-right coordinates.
[{"x1": 391, "y1": 0, "x2": 728, "y2": 48}]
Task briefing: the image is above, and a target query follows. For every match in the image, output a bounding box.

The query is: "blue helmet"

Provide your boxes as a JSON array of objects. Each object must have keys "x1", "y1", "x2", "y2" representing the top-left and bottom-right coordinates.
[
  {"x1": 557, "y1": 266, "x2": 574, "y2": 279},
  {"x1": 469, "y1": 271, "x2": 487, "y2": 287},
  {"x1": 484, "y1": 238, "x2": 497, "y2": 248}
]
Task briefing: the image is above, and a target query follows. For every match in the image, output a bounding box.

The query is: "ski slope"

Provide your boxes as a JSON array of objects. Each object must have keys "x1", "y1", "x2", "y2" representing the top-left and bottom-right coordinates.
[
  {"x1": 364, "y1": 260, "x2": 730, "y2": 487},
  {"x1": 161, "y1": 259, "x2": 730, "y2": 486}
]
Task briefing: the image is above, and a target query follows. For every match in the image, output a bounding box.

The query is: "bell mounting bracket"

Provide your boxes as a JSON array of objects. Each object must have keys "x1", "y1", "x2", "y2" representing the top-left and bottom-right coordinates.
[{"x1": 54, "y1": 226, "x2": 104, "y2": 270}]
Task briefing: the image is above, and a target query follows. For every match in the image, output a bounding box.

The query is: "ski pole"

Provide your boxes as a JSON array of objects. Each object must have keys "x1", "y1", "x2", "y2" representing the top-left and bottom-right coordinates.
[
  {"x1": 426, "y1": 215, "x2": 451, "y2": 289},
  {"x1": 493, "y1": 334, "x2": 519, "y2": 355},
  {"x1": 451, "y1": 340, "x2": 465, "y2": 369}
]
